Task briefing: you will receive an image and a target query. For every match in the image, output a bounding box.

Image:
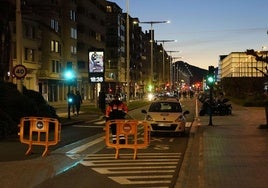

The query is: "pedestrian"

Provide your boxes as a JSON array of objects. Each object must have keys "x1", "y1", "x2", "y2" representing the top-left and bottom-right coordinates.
[
  {"x1": 75, "y1": 90, "x2": 83, "y2": 116},
  {"x1": 105, "y1": 94, "x2": 128, "y2": 144},
  {"x1": 67, "y1": 90, "x2": 76, "y2": 114}
]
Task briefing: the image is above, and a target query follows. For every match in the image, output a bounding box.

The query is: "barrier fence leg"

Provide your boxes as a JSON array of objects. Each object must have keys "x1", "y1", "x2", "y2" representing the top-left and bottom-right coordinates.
[
  {"x1": 115, "y1": 148, "x2": 119, "y2": 159},
  {"x1": 42, "y1": 146, "x2": 49, "y2": 157},
  {"x1": 25, "y1": 146, "x2": 32, "y2": 155},
  {"x1": 133, "y1": 149, "x2": 137, "y2": 160}
]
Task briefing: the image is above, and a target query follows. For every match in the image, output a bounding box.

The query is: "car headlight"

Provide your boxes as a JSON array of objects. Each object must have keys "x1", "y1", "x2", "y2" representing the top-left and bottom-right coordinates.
[{"x1": 148, "y1": 93, "x2": 154, "y2": 101}]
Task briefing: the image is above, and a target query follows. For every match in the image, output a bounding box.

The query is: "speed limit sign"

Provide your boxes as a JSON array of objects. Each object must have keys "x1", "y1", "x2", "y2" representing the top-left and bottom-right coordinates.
[{"x1": 13, "y1": 65, "x2": 27, "y2": 79}]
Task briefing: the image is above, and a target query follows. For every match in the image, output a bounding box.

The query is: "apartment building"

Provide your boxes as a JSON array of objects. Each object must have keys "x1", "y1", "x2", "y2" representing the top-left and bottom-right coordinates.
[
  {"x1": 220, "y1": 51, "x2": 267, "y2": 79},
  {"x1": 4, "y1": 0, "x2": 107, "y2": 102}
]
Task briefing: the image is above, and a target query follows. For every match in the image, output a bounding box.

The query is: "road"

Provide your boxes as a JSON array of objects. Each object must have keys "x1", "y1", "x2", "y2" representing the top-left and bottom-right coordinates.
[{"x1": 36, "y1": 98, "x2": 196, "y2": 188}]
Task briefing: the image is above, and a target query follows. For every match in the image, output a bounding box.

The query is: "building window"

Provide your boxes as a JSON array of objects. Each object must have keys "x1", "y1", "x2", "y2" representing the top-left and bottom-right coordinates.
[
  {"x1": 50, "y1": 19, "x2": 59, "y2": 32},
  {"x1": 106, "y1": 6, "x2": 112, "y2": 13},
  {"x1": 25, "y1": 25, "x2": 35, "y2": 39},
  {"x1": 52, "y1": 60, "x2": 61, "y2": 73},
  {"x1": 71, "y1": 27, "x2": 77, "y2": 39},
  {"x1": 70, "y1": 10, "x2": 76, "y2": 21},
  {"x1": 96, "y1": 33, "x2": 101, "y2": 41},
  {"x1": 51, "y1": 40, "x2": 54, "y2": 52},
  {"x1": 77, "y1": 61, "x2": 86, "y2": 69},
  {"x1": 51, "y1": 40, "x2": 60, "y2": 53},
  {"x1": 71, "y1": 45, "x2": 77, "y2": 54},
  {"x1": 24, "y1": 48, "x2": 34, "y2": 61}
]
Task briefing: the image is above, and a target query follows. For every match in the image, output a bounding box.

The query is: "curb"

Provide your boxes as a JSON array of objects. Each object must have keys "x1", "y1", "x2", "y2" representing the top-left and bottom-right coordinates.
[{"x1": 174, "y1": 118, "x2": 201, "y2": 188}]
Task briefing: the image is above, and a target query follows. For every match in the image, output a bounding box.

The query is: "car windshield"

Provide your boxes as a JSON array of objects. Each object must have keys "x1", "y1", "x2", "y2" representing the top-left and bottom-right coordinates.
[{"x1": 148, "y1": 102, "x2": 182, "y2": 113}]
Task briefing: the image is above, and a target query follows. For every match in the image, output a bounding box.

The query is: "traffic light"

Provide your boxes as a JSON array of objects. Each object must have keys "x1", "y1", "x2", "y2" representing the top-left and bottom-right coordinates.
[
  {"x1": 64, "y1": 67, "x2": 76, "y2": 86},
  {"x1": 207, "y1": 66, "x2": 215, "y2": 86},
  {"x1": 148, "y1": 84, "x2": 153, "y2": 92}
]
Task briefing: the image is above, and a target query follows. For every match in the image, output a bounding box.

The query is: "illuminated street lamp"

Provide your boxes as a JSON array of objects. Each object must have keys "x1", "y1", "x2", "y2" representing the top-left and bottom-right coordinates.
[
  {"x1": 156, "y1": 40, "x2": 177, "y2": 85},
  {"x1": 139, "y1": 21, "x2": 170, "y2": 89}
]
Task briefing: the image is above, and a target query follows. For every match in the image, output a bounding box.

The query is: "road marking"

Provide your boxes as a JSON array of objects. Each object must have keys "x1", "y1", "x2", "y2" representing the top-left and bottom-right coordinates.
[
  {"x1": 81, "y1": 160, "x2": 178, "y2": 166},
  {"x1": 77, "y1": 153, "x2": 181, "y2": 186},
  {"x1": 94, "y1": 120, "x2": 106, "y2": 124},
  {"x1": 92, "y1": 168, "x2": 175, "y2": 174},
  {"x1": 153, "y1": 144, "x2": 170, "y2": 150},
  {"x1": 66, "y1": 136, "x2": 104, "y2": 154},
  {"x1": 109, "y1": 175, "x2": 172, "y2": 185},
  {"x1": 72, "y1": 125, "x2": 104, "y2": 128},
  {"x1": 186, "y1": 122, "x2": 192, "y2": 127}
]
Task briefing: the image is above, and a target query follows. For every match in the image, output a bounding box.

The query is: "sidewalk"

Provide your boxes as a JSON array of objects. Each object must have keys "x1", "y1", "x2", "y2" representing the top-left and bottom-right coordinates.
[{"x1": 176, "y1": 103, "x2": 268, "y2": 188}]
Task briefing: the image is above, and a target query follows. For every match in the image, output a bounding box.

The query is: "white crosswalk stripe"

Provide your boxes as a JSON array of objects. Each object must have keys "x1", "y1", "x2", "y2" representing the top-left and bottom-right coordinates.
[{"x1": 68, "y1": 153, "x2": 181, "y2": 187}]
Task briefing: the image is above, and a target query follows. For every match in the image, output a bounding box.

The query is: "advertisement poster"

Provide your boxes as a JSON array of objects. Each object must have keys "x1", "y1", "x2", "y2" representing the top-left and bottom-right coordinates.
[
  {"x1": 88, "y1": 51, "x2": 104, "y2": 83},
  {"x1": 89, "y1": 51, "x2": 104, "y2": 73}
]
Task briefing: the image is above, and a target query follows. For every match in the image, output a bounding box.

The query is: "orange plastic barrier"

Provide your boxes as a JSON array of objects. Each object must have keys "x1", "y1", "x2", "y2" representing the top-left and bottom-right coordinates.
[
  {"x1": 105, "y1": 120, "x2": 150, "y2": 159},
  {"x1": 18, "y1": 117, "x2": 61, "y2": 157}
]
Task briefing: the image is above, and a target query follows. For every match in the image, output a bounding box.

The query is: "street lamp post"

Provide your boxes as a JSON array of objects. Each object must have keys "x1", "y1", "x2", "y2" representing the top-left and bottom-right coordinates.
[
  {"x1": 171, "y1": 57, "x2": 182, "y2": 88},
  {"x1": 166, "y1": 51, "x2": 180, "y2": 87},
  {"x1": 16, "y1": 0, "x2": 23, "y2": 93},
  {"x1": 126, "y1": 0, "x2": 130, "y2": 104},
  {"x1": 156, "y1": 40, "x2": 176, "y2": 85},
  {"x1": 139, "y1": 21, "x2": 170, "y2": 90}
]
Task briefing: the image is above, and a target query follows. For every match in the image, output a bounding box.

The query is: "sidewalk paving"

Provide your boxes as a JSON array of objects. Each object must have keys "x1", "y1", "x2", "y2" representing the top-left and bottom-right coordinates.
[{"x1": 176, "y1": 103, "x2": 268, "y2": 188}]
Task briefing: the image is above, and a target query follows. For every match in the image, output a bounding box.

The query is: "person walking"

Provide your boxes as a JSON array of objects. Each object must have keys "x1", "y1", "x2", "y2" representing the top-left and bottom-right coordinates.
[
  {"x1": 75, "y1": 90, "x2": 83, "y2": 116},
  {"x1": 105, "y1": 94, "x2": 128, "y2": 144},
  {"x1": 67, "y1": 90, "x2": 76, "y2": 114}
]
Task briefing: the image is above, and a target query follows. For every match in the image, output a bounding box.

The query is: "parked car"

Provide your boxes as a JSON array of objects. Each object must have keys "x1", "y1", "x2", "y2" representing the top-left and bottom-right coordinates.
[{"x1": 142, "y1": 99, "x2": 189, "y2": 136}]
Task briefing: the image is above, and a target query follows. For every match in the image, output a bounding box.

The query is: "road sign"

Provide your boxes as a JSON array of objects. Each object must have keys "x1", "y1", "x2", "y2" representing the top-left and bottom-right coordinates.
[{"x1": 13, "y1": 65, "x2": 27, "y2": 79}]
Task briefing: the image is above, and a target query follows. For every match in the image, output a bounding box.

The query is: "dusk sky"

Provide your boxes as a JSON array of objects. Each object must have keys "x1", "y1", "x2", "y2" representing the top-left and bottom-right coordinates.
[{"x1": 110, "y1": 0, "x2": 268, "y2": 69}]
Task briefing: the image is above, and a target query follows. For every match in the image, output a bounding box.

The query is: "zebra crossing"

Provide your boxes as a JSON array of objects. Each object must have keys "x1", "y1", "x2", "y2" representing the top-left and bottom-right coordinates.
[{"x1": 67, "y1": 152, "x2": 182, "y2": 187}]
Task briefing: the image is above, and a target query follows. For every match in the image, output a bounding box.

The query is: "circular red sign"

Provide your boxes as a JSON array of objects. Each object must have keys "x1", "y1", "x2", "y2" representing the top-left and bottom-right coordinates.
[
  {"x1": 123, "y1": 123, "x2": 132, "y2": 132},
  {"x1": 13, "y1": 65, "x2": 27, "y2": 79}
]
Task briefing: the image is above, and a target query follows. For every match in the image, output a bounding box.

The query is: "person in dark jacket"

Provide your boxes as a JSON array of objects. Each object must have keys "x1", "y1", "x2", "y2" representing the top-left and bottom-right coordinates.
[
  {"x1": 75, "y1": 90, "x2": 83, "y2": 116},
  {"x1": 105, "y1": 94, "x2": 128, "y2": 144}
]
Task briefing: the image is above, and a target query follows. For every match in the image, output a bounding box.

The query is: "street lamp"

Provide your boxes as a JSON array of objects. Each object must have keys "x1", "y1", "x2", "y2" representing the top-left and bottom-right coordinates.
[
  {"x1": 156, "y1": 40, "x2": 177, "y2": 85},
  {"x1": 139, "y1": 21, "x2": 170, "y2": 90}
]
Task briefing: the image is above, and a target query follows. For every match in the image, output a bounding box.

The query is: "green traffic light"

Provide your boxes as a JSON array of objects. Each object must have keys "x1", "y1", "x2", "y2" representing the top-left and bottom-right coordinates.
[
  {"x1": 207, "y1": 76, "x2": 214, "y2": 83},
  {"x1": 148, "y1": 84, "x2": 153, "y2": 92},
  {"x1": 64, "y1": 70, "x2": 75, "y2": 80}
]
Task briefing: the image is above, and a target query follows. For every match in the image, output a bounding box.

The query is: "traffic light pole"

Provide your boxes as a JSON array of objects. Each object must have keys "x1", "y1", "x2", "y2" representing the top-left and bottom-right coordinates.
[
  {"x1": 208, "y1": 85, "x2": 213, "y2": 126},
  {"x1": 67, "y1": 84, "x2": 71, "y2": 119}
]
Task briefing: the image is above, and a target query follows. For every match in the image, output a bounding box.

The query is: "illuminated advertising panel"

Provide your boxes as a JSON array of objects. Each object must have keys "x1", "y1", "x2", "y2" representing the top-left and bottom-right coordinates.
[{"x1": 88, "y1": 51, "x2": 104, "y2": 83}]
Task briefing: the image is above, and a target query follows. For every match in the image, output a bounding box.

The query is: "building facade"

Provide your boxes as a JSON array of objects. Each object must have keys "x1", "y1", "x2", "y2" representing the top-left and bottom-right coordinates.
[{"x1": 220, "y1": 51, "x2": 268, "y2": 79}]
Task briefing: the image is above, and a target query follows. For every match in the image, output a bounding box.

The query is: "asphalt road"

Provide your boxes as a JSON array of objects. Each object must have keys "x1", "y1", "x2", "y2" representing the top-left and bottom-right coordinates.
[{"x1": 35, "y1": 98, "x2": 196, "y2": 188}]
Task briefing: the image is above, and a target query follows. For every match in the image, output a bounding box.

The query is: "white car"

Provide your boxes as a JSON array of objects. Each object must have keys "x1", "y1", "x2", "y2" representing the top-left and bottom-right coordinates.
[{"x1": 142, "y1": 99, "x2": 189, "y2": 135}]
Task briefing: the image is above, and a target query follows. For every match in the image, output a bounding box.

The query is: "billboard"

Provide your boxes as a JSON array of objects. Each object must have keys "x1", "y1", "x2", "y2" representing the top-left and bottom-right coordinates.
[{"x1": 88, "y1": 51, "x2": 104, "y2": 83}]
